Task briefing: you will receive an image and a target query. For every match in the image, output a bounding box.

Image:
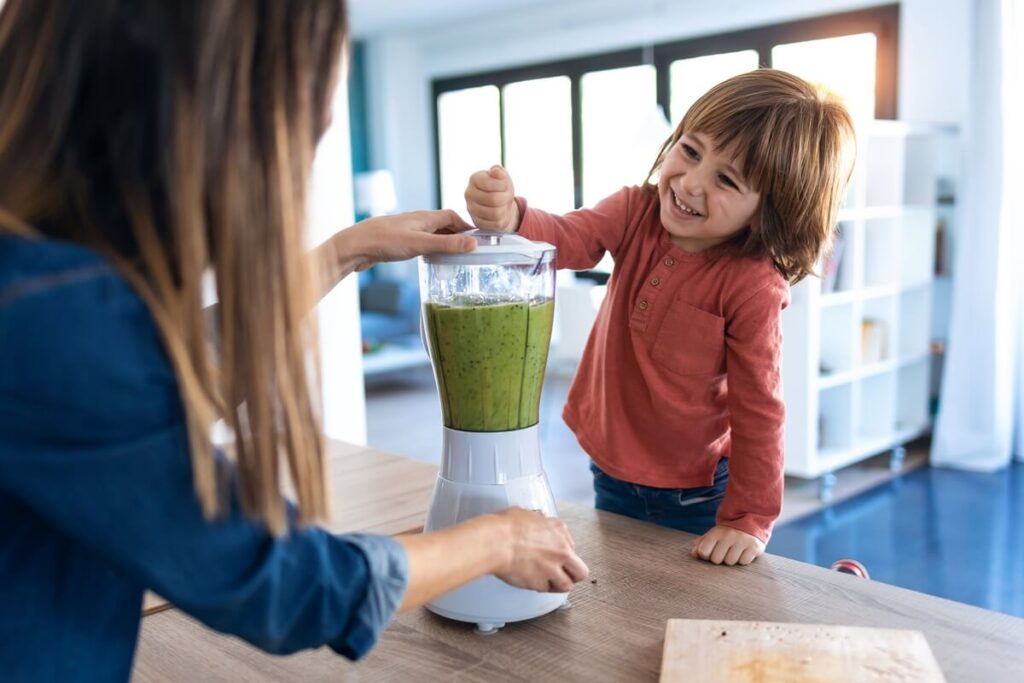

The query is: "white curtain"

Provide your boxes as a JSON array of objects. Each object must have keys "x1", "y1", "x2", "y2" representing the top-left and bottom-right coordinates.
[{"x1": 932, "y1": 0, "x2": 1024, "y2": 469}]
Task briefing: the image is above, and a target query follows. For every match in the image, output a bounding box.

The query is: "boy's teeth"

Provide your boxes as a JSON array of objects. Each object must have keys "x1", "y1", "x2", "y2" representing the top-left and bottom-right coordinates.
[{"x1": 673, "y1": 192, "x2": 701, "y2": 216}]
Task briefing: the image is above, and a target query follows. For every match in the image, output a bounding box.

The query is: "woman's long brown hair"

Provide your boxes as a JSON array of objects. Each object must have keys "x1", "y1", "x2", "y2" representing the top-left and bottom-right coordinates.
[{"x1": 0, "y1": 0, "x2": 348, "y2": 533}]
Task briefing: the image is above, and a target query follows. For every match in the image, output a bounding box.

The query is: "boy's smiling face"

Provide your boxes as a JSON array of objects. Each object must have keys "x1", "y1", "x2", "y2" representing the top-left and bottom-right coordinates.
[{"x1": 657, "y1": 131, "x2": 761, "y2": 252}]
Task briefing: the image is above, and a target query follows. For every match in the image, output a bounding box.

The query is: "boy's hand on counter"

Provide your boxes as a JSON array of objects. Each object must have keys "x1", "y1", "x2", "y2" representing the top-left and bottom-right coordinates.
[
  {"x1": 691, "y1": 525, "x2": 765, "y2": 566},
  {"x1": 465, "y1": 165, "x2": 521, "y2": 232}
]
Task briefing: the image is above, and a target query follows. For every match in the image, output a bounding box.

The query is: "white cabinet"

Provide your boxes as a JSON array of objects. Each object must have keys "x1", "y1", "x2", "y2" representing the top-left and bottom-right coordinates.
[{"x1": 781, "y1": 121, "x2": 958, "y2": 497}]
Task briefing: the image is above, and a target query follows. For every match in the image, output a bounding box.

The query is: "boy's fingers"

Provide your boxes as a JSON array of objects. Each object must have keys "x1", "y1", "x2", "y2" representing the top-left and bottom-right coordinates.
[
  {"x1": 696, "y1": 537, "x2": 717, "y2": 561},
  {"x1": 738, "y1": 547, "x2": 759, "y2": 565},
  {"x1": 489, "y1": 164, "x2": 509, "y2": 180},
  {"x1": 469, "y1": 170, "x2": 511, "y2": 193},
  {"x1": 723, "y1": 544, "x2": 744, "y2": 566},
  {"x1": 709, "y1": 541, "x2": 730, "y2": 565},
  {"x1": 467, "y1": 191, "x2": 513, "y2": 209},
  {"x1": 469, "y1": 205, "x2": 513, "y2": 224}
]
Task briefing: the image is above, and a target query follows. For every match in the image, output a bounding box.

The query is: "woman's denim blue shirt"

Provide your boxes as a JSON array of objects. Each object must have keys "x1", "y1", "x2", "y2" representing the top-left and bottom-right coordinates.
[{"x1": 0, "y1": 236, "x2": 409, "y2": 681}]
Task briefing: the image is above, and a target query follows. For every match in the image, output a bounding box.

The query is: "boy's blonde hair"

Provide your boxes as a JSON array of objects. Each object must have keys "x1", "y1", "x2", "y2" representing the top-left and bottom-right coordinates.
[{"x1": 645, "y1": 69, "x2": 856, "y2": 284}]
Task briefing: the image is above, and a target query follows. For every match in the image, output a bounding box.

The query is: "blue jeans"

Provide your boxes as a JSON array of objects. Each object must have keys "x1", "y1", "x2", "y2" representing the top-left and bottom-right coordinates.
[{"x1": 590, "y1": 458, "x2": 729, "y2": 535}]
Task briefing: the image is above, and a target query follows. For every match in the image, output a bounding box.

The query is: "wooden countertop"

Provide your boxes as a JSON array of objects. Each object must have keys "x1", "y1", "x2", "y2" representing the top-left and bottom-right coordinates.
[{"x1": 133, "y1": 448, "x2": 1024, "y2": 682}]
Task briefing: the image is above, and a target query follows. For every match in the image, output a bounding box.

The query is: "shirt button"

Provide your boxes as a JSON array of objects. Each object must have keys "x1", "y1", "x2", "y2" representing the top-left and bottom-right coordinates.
[
  {"x1": 638, "y1": 300, "x2": 649, "y2": 311},
  {"x1": 663, "y1": 257, "x2": 676, "y2": 267},
  {"x1": 650, "y1": 277, "x2": 661, "y2": 287}
]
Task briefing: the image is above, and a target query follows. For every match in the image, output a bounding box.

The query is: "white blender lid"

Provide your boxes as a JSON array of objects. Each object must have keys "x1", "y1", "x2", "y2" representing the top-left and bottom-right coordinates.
[{"x1": 422, "y1": 229, "x2": 555, "y2": 266}]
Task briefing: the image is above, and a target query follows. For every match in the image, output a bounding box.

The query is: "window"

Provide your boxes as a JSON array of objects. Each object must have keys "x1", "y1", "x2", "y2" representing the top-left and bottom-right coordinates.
[
  {"x1": 670, "y1": 50, "x2": 759, "y2": 121},
  {"x1": 580, "y1": 65, "x2": 657, "y2": 206},
  {"x1": 434, "y1": 5, "x2": 898, "y2": 214},
  {"x1": 504, "y1": 77, "x2": 575, "y2": 214},
  {"x1": 437, "y1": 86, "x2": 500, "y2": 214},
  {"x1": 773, "y1": 33, "x2": 877, "y2": 122}
]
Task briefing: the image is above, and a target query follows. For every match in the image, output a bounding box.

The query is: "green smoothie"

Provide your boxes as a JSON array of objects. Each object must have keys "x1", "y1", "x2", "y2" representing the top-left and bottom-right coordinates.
[{"x1": 424, "y1": 297, "x2": 554, "y2": 432}]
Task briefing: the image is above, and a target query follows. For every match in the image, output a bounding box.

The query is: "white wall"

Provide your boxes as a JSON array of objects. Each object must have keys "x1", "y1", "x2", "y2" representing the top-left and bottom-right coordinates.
[
  {"x1": 361, "y1": 0, "x2": 972, "y2": 213},
  {"x1": 898, "y1": 0, "x2": 971, "y2": 124},
  {"x1": 309, "y1": 66, "x2": 367, "y2": 445}
]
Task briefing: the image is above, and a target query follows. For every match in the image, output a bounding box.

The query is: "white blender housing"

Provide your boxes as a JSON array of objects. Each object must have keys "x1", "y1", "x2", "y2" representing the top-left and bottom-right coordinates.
[{"x1": 419, "y1": 230, "x2": 565, "y2": 634}]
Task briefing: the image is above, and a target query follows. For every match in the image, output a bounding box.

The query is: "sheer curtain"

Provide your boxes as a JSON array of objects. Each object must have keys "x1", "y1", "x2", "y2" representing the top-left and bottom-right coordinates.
[{"x1": 932, "y1": 0, "x2": 1023, "y2": 469}]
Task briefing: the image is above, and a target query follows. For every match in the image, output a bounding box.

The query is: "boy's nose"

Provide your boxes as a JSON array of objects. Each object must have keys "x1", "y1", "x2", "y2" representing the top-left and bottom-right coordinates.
[{"x1": 680, "y1": 173, "x2": 705, "y2": 198}]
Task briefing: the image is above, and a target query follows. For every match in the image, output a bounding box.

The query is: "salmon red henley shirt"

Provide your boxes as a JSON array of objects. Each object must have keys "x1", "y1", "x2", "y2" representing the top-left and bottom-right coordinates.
[{"x1": 517, "y1": 186, "x2": 789, "y2": 541}]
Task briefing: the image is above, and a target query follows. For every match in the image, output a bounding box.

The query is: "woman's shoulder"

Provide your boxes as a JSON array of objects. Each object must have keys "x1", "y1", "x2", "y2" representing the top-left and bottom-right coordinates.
[
  {"x1": 0, "y1": 234, "x2": 113, "y2": 293},
  {"x1": 0, "y1": 235, "x2": 148, "y2": 329},
  {"x1": 0, "y1": 235, "x2": 181, "y2": 439}
]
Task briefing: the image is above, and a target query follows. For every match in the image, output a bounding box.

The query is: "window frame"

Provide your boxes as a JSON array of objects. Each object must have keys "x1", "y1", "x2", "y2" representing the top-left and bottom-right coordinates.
[{"x1": 431, "y1": 5, "x2": 899, "y2": 209}]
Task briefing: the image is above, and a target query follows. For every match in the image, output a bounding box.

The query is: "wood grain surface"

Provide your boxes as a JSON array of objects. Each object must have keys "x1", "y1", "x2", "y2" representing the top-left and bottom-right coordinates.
[
  {"x1": 134, "y1": 501, "x2": 1024, "y2": 682},
  {"x1": 660, "y1": 619, "x2": 945, "y2": 682}
]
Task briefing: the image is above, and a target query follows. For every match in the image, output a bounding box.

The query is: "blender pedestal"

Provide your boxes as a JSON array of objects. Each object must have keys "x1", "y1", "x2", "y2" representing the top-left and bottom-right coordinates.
[{"x1": 424, "y1": 425, "x2": 568, "y2": 630}]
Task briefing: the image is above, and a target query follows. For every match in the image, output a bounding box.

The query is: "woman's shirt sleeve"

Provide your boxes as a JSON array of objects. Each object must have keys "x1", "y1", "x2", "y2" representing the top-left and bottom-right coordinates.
[{"x1": 0, "y1": 260, "x2": 407, "y2": 659}]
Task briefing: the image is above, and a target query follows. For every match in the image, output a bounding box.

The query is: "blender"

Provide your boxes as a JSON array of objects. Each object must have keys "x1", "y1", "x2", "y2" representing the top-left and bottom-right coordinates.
[{"x1": 419, "y1": 230, "x2": 565, "y2": 634}]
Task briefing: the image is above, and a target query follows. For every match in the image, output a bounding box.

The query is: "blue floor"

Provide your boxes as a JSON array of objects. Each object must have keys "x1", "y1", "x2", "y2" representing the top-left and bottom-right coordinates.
[{"x1": 769, "y1": 462, "x2": 1024, "y2": 618}]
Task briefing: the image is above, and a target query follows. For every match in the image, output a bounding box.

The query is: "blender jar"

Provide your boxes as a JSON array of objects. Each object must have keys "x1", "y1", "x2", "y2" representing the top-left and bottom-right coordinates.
[{"x1": 420, "y1": 230, "x2": 556, "y2": 433}]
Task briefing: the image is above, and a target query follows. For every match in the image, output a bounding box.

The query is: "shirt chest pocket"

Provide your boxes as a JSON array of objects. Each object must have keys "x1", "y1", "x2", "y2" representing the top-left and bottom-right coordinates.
[{"x1": 650, "y1": 300, "x2": 726, "y2": 376}]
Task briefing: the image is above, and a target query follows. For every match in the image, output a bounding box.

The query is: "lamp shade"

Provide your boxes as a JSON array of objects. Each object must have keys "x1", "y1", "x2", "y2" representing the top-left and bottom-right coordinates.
[{"x1": 354, "y1": 169, "x2": 398, "y2": 216}]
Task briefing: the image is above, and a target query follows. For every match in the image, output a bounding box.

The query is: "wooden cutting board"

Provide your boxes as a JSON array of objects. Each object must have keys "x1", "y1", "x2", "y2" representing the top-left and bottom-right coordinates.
[{"x1": 660, "y1": 619, "x2": 946, "y2": 682}]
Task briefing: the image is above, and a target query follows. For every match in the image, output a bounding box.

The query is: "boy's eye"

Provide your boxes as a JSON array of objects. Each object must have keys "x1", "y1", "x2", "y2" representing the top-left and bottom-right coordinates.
[
  {"x1": 681, "y1": 143, "x2": 700, "y2": 160},
  {"x1": 719, "y1": 174, "x2": 738, "y2": 189}
]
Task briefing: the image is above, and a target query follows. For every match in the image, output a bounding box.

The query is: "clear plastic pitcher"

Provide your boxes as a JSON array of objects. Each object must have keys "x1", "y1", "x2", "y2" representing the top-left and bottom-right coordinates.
[{"x1": 419, "y1": 230, "x2": 556, "y2": 432}]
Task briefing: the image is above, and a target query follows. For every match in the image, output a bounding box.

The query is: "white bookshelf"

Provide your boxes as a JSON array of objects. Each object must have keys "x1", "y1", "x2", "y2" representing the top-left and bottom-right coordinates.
[{"x1": 781, "y1": 120, "x2": 958, "y2": 500}]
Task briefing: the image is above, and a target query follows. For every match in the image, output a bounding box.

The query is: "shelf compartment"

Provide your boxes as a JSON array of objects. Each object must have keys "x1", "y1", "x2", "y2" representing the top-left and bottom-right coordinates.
[
  {"x1": 863, "y1": 133, "x2": 938, "y2": 207},
  {"x1": 857, "y1": 373, "x2": 895, "y2": 440},
  {"x1": 818, "y1": 384, "x2": 854, "y2": 451},
  {"x1": 819, "y1": 302, "x2": 856, "y2": 376},
  {"x1": 896, "y1": 357, "x2": 930, "y2": 432},
  {"x1": 860, "y1": 296, "x2": 896, "y2": 365},
  {"x1": 818, "y1": 422, "x2": 931, "y2": 475},
  {"x1": 897, "y1": 207, "x2": 936, "y2": 284},
  {"x1": 863, "y1": 217, "x2": 901, "y2": 287},
  {"x1": 898, "y1": 286, "x2": 932, "y2": 358}
]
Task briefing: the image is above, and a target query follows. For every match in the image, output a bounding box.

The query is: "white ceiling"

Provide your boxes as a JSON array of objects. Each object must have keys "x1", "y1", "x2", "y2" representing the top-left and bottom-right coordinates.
[{"x1": 346, "y1": 0, "x2": 558, "y2": 38}]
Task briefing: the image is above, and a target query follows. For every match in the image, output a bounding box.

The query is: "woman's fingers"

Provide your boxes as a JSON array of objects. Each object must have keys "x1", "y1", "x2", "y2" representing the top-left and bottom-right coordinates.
[
  {"x1": 408, "y1": 209, "x2": 472, "y2": 233},
  {"x1": 563, "y1": 552, "x2": 589, "y2": 583},
  {"x1": 548, "y1": 573, "x2": 575, "y2": 594}
]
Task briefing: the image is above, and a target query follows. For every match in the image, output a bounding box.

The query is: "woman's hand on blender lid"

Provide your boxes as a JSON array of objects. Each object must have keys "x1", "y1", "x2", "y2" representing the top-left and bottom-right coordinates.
[
  {"x1": 492, "y1": 508, "x2": 589, "y2": 593},
  {"x1": 465, "y1": 165, "x2": 521, "y2": 232},
  {"x1": 333, "y1": 209, "x2": 476, "y2": 273}
]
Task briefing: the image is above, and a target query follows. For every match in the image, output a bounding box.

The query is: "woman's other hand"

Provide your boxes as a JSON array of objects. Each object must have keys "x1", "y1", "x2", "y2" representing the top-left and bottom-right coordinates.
[
  {"x1": 320, "y1": 209, "x2": 474, "y2": 291},
  {"x1": 396, "y1": 507, "x2": 588, "y2": 611},
  {"x1": 491, "y1": 508, "x2": 589, "y2": 593}
]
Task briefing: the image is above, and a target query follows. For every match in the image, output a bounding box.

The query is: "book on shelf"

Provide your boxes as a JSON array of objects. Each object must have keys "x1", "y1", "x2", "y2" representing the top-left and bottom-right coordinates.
[
  {"x1": 821, "y1": 231, "x2": 845, "y2": 293},
  {"x1": 861, "y1": 318, "x2": 887, "y2": 364}
]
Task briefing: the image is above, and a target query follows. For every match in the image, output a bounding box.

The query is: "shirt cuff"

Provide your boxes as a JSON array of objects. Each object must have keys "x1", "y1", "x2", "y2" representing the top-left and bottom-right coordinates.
[
  {"x1": 329, "y1": 533, "x2": 409, "y2": 660},
  {"x1": 514, "y1": 196, "x2": 530, "y2": 233}
]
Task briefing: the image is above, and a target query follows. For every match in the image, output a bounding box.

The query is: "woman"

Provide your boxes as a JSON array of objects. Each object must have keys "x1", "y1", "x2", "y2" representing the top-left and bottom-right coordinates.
[{"x1": 0, "y1": 1, "x2": 587, "y2": 680}]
